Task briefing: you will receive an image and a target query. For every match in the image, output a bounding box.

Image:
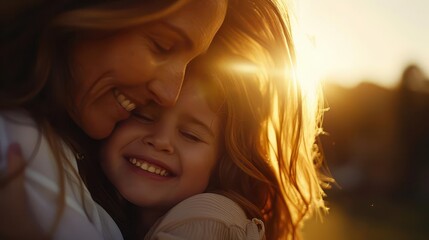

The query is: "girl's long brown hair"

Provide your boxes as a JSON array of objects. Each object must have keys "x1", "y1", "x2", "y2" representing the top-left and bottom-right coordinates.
[{"x1": 190, "y1": 0, "x2": 331, "y2": 239}]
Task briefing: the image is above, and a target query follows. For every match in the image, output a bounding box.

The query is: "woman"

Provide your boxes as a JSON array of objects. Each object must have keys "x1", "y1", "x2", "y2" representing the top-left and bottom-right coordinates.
[{"x1": 0, "y1": 0, "x2": 227, "y2": 239}]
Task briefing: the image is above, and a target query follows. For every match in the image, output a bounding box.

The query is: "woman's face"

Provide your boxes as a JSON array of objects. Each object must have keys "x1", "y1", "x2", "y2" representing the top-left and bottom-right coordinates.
[
  {"x1": 70, "y1": 0, "x2": 227, "y2": 139},
  {"x1": 101, "y1": 75, "x2": 221, "y2": 211}
]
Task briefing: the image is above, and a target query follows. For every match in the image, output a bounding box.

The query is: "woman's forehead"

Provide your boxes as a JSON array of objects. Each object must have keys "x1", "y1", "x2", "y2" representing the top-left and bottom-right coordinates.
[{"x1": 159, "y1": 0, "x2": 227, "y2": 54}]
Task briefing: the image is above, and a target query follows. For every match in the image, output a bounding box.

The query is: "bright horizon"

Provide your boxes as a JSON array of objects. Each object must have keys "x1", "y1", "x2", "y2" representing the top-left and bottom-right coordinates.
[{"x1": 293, "y1": 0, "x2": 429, "y2": 88}]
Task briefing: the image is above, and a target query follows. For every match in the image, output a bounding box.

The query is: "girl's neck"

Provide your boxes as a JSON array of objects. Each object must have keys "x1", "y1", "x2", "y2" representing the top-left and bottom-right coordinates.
[{"x1": 136, "y1": 207, "x2": 167, "y2": 238}]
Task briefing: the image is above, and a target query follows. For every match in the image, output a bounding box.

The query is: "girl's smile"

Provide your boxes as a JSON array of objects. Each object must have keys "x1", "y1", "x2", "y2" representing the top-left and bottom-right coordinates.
[{"x1": 128, "y1": 157, "x2": 171, "y2": 177}]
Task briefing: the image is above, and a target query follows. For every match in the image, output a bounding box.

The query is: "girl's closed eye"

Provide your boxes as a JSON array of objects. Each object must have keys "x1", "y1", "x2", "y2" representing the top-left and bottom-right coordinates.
[
  {"x1": 132, "y1": 110, "x2": 156, "y2": 124},
  {"x1": 180, "y1": 129, "x2": 203, "y2": 143}
]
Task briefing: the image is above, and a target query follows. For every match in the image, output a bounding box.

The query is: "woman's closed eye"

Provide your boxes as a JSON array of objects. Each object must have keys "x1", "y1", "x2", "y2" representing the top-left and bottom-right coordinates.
[{"x1": 151, "y1": 38, "x2": 174, "y2": 54}]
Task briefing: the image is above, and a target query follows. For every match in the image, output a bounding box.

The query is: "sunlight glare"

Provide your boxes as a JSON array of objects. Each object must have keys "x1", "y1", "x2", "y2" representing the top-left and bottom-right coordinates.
[{"x1": 293, "y1": 28, "x2": 323, "y2": 112}]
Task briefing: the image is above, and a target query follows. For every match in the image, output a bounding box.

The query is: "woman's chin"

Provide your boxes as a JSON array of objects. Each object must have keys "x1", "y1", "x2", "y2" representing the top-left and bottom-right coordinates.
[{"x1": 82, "y1": 118, "x2": 115, "y2": 140}]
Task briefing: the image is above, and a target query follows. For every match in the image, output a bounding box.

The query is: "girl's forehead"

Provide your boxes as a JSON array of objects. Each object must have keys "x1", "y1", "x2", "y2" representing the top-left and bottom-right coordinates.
[{"x1": 181, "y1": 75, "x2": 206, "y2": 98}]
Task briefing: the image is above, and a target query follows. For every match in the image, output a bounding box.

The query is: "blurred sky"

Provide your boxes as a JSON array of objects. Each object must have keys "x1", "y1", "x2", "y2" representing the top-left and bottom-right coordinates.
[{"x1": 293, "y1": 0, "x2": 429, "y2": 88}]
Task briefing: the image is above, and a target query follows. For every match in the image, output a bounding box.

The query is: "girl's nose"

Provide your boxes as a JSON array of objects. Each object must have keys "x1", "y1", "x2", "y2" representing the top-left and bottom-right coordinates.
[{"x1": 142, "y1": 130, "x2": 174, "y2": 154}]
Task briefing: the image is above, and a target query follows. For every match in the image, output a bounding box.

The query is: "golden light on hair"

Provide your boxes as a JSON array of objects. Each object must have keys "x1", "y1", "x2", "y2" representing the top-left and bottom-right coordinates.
[{"x1": 229, "y1": 62, "x2": 261, "y2": 74}]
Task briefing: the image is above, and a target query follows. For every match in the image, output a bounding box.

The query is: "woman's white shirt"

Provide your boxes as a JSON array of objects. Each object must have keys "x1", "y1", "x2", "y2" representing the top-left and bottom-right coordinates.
[{"x1": 0, "y1": 110, "x2": 123, "y2": 240}]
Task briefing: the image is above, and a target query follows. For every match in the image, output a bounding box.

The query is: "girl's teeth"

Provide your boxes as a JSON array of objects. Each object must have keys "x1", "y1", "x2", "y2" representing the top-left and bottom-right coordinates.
[
  {"x1": 141, "y1": 162, "x2": 149, "y2": 171},
  {"x1": 128, "y1": 158, "x2": 169, "y2": 177}
]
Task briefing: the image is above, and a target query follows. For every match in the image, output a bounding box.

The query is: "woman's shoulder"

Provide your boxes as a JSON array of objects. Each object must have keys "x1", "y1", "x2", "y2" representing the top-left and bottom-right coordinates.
[
  {"x1": 0, "y1": 110, "x2": 38, "y2": 135},
  {"x1": 0, "y1": 110, "x2": 39, "y2": 131},
  {"x1": 0, "y1": 110, "x2": 123, "y2": 240},
  {"x1": 1, "y1": 110, "x2": 40, "y2": 164},
  {"x1": 146, "y1": 193, "x2": 265, "y2": 240},
  {"x1": 0, "y1": 109, "x2": 70, "y2": 172}
]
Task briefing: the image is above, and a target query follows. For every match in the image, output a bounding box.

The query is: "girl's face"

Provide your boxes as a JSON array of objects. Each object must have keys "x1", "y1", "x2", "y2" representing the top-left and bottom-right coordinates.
[
  {"x1": 70, "y1": 0, "x2": 227, "y2": 139},
  {"x1": 101, "y1": 75, "x2": 221, "y2": 210}
]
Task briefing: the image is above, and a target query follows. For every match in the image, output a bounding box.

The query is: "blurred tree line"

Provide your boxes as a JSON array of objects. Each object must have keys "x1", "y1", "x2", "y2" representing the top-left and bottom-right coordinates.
[{"x1": 310, "y1": 64, "x2": 429, "y2": 239}]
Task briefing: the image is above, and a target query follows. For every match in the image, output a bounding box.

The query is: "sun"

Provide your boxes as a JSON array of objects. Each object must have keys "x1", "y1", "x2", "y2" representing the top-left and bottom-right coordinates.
[{"x1": 293, "y1": 31, "x2": 324, "y2": 112}]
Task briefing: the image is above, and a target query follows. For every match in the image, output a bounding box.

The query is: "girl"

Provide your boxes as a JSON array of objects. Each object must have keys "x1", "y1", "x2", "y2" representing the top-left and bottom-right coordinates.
[{"x1": 99, "y1": 20, "x2": 329, "y2": 239}]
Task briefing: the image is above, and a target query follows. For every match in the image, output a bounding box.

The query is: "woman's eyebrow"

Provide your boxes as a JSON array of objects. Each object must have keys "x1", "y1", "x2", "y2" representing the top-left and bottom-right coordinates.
[{"x1": 159, "y1": 21, "x2": 193, "y2": 49}]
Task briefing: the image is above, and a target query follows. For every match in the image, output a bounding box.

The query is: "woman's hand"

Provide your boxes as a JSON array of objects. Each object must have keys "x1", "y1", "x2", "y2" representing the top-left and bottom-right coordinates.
[{"x1": 0, "y1": 143, "x2": 46, "y2": 239}]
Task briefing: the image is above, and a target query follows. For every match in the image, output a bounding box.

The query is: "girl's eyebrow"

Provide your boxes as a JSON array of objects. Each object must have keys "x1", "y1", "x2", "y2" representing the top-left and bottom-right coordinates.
[{"x1": 186, "y1": 115, "x2": 215, "y2": 138}]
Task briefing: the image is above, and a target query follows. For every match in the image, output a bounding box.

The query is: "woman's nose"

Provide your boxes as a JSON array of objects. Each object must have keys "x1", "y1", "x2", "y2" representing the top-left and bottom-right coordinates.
[{"x1": 148, "y1": 63, "x2": 186, "y2": 107}]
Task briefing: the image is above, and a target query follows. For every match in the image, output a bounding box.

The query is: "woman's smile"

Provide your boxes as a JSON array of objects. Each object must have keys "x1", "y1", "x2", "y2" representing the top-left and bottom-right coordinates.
[{"x1": 113, "y1": 89, "x2": 137, "y2": 112}]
